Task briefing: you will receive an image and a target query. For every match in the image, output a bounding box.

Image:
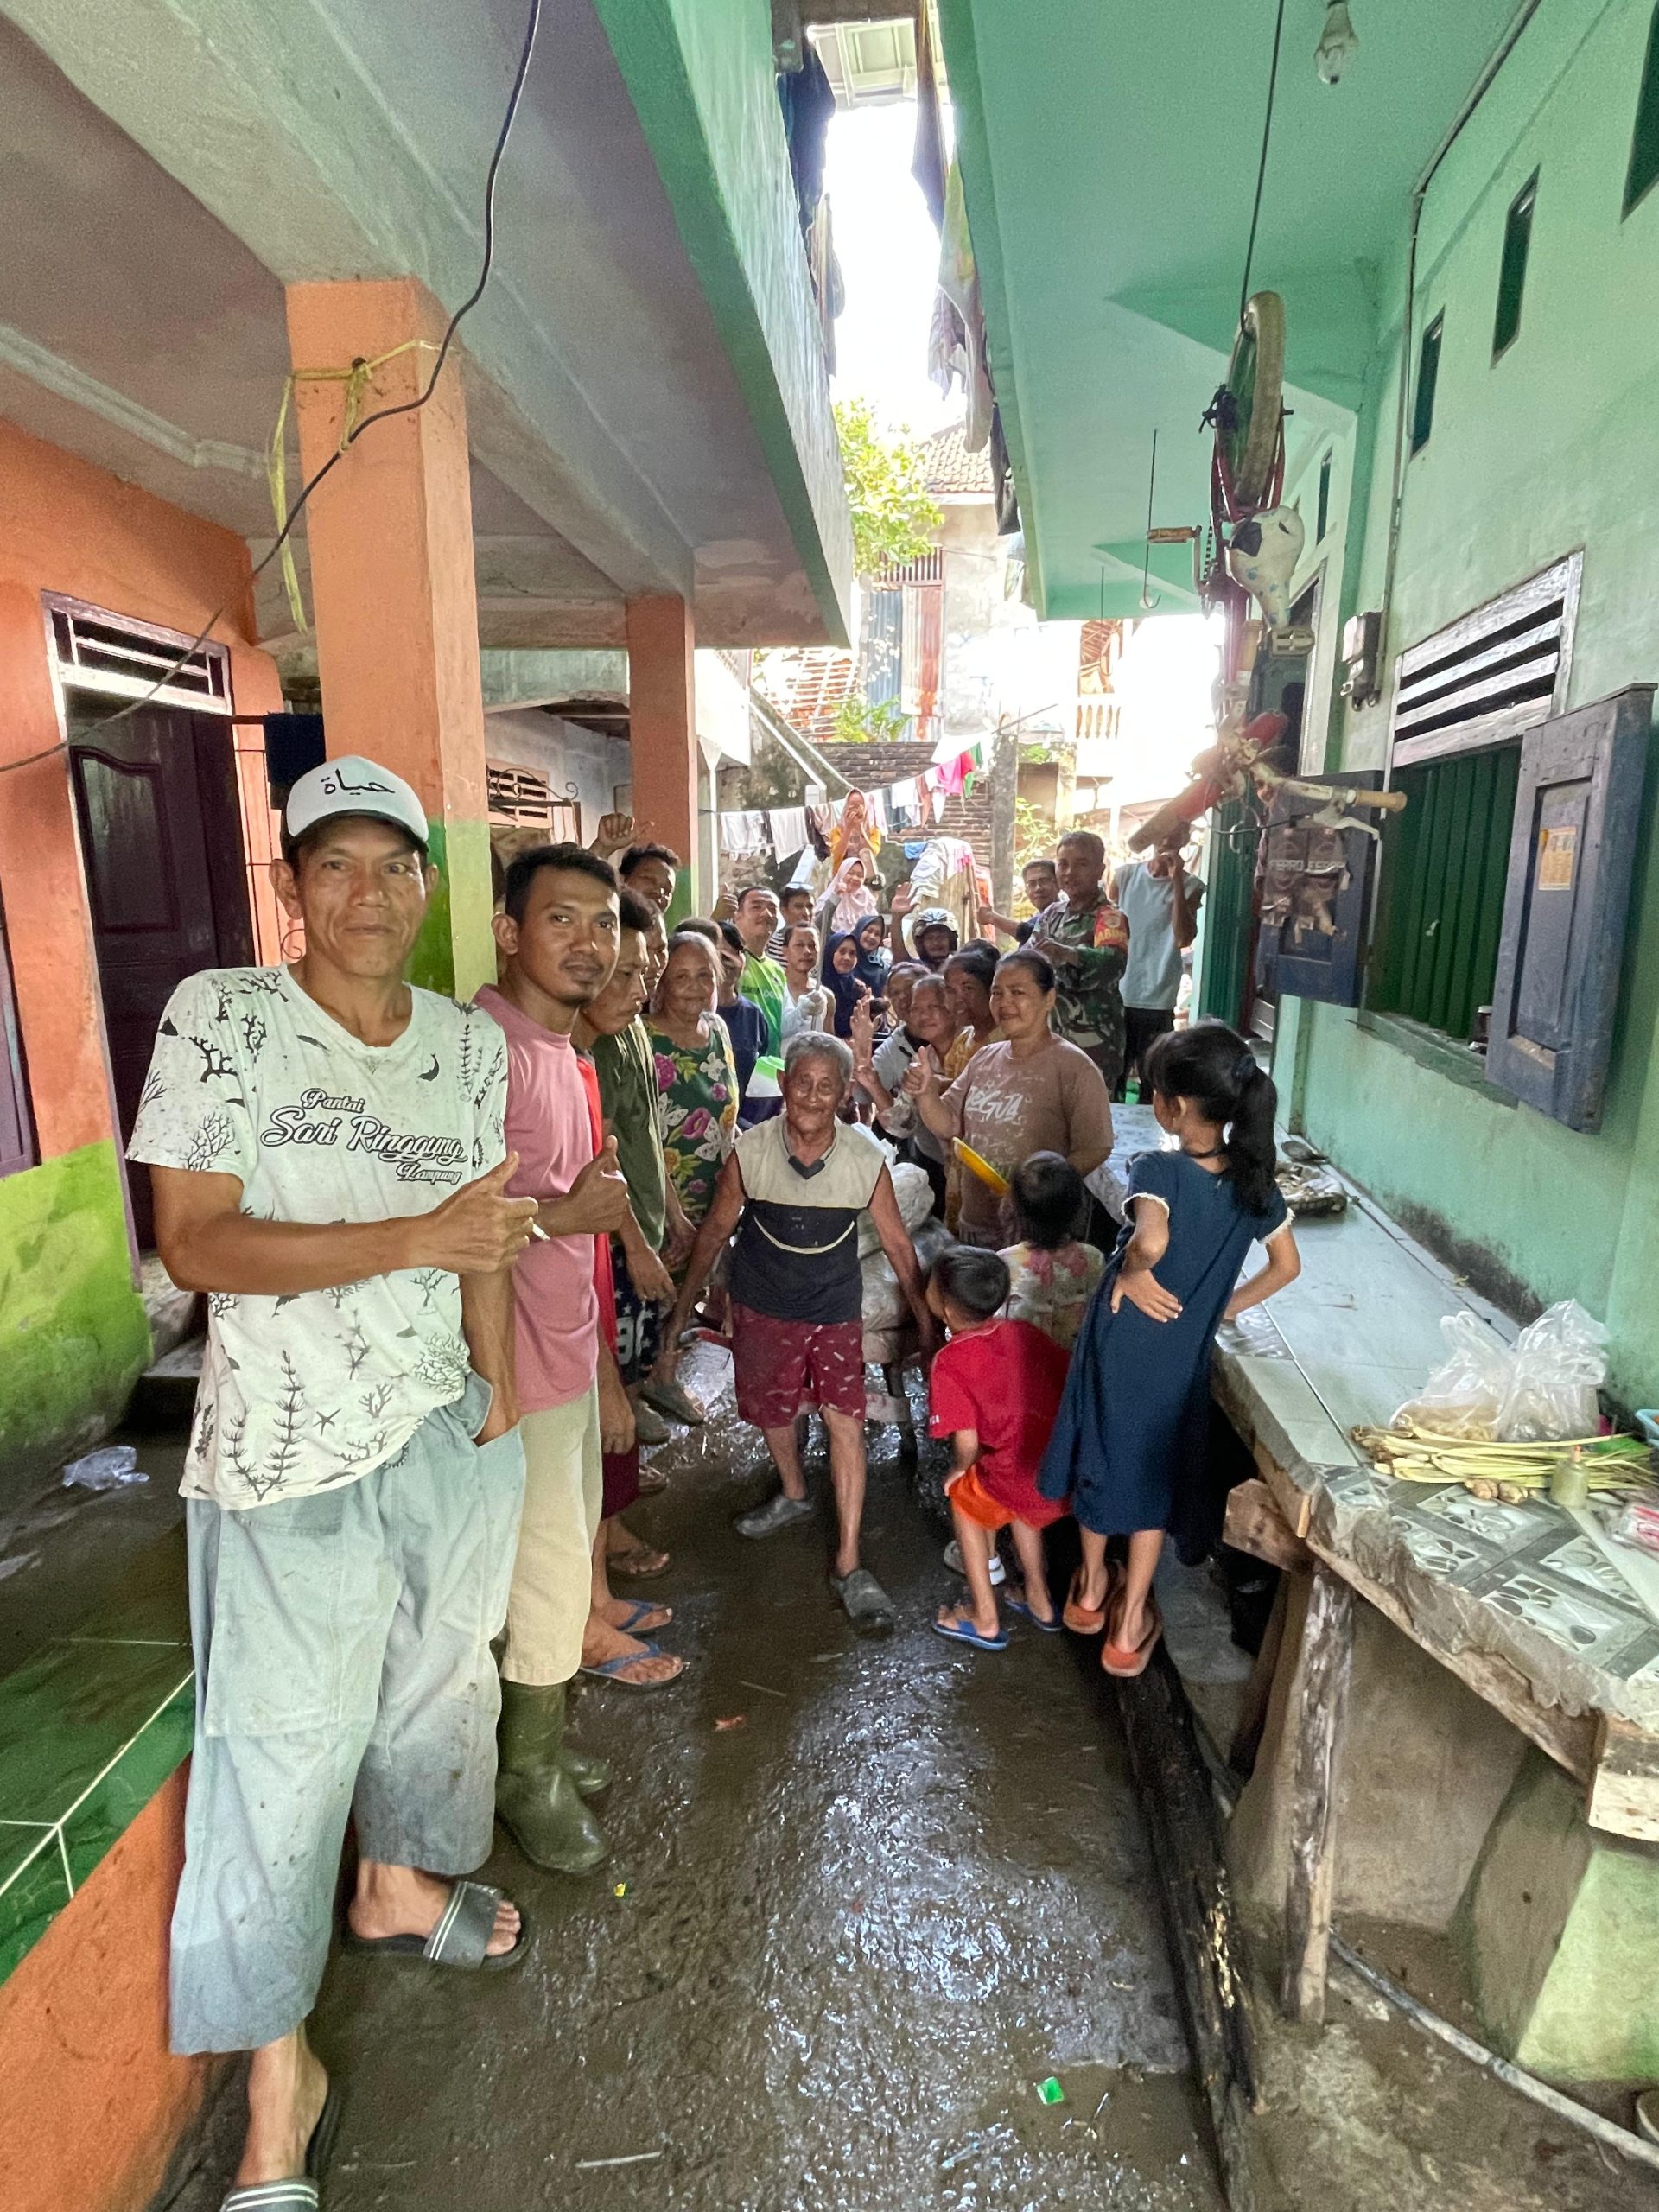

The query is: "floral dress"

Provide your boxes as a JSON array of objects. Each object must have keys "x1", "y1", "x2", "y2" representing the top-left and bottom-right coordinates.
[{"x1": 647, "y1": 1016, "x2": 740, "y2": 1227}]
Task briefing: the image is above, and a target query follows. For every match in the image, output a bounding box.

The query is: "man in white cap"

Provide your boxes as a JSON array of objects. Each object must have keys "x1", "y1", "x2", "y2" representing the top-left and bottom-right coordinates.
[{"x1": 129, "y1": 757, "x2": 543, "y2": 2208}]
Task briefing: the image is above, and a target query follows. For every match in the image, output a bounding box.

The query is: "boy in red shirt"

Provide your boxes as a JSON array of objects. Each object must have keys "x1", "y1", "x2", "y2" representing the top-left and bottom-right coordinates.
[{"x1": 927, "y1": 1248, "x2": 1071, "y2": 1650}]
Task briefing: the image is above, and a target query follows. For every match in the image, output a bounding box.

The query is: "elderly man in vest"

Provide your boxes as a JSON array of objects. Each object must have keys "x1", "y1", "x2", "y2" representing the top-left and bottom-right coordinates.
[{"x1": 658, "y1": 1033, "x2": 933, "y2": 1630}]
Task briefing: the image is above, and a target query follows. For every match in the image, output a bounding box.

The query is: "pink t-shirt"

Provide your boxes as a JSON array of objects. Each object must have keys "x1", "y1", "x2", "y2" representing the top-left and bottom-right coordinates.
[{"x1": 474, "y1": 986, "x2": 599, "y2": 1412}]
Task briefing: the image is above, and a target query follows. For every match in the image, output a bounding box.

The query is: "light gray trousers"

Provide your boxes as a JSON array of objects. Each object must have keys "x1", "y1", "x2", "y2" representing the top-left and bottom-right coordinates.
[{"x1": 169, "y1": 1379, "x2": 526, "y2": 2054}]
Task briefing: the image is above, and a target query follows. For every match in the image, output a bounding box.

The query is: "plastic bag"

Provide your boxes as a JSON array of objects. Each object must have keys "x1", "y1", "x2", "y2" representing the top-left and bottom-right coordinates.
[
  {"x1": 1496, "y1": 1300, "x2": 1607, "y2": 1442},
  {"x1": 1391, "y1": 1310, "x2": 1513, "y2": 1439},
  {"x1": 62, "y1": 1444, "x2": 146, "y2": 1491}
]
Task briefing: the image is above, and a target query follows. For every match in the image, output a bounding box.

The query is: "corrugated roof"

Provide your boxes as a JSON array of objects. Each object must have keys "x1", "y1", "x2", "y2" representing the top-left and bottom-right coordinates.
[
  {"x1": 920, "y1": 420, "x2": 994, "y2": 497},
  {"x1": 753, "y1": 647, "x2": 858, "y2": 741}
]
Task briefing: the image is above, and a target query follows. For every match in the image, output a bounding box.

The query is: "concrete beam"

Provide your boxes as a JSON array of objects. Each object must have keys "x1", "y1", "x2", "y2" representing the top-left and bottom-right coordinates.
[{"x1": 8, "y1": 0, "x2": 696, "y2": 600}]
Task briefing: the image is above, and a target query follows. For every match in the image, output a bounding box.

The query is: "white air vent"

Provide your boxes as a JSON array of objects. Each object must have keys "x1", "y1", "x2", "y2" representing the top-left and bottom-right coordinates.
[
  {"x1": 47, "y1": 598, "x2": 230, "y2": 712},
  {"x1": 1390, "y1": 553, "x2": 1580, "y2": 768},
  {"x1": 487, "y1": 764, "x2": 555, "y2": 827}
]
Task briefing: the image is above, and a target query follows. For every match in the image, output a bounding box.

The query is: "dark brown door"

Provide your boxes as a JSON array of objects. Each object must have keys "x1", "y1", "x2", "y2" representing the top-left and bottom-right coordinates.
[{"x1": 69, "y1": 707, "x2": 253, "y2": 1247}]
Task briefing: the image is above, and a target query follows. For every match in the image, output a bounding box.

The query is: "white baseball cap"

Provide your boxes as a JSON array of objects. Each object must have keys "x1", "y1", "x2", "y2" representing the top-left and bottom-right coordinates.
[{"x1": 284, "y1": 755, "x2": 429, "y2": 849}]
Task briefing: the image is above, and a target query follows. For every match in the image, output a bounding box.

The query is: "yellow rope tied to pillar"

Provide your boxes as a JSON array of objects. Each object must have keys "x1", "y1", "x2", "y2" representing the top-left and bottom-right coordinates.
[{"x1": 266, "y1": 339, "x2": 439, "y2": 632}]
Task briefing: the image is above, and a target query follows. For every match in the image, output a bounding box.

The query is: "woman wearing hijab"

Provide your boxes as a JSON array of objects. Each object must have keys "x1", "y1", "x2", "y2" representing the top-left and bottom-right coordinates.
[
  {"x1": 818, "y1": 855, "x2": 880, "y2": 943},
  {"x1": 850, "y1": 912, "x2": 891, "y2": 1011},
  {"x1": 822, "y1": 931, "x2": 872, "y2": 1039}
]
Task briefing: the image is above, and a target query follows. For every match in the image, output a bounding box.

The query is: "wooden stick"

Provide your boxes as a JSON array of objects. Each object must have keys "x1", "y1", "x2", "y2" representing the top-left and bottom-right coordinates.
[
  {"x1": 1116, "y1": 1649, "x2": 1262, "y2": 2210},
  {"x1": 1281, "y1": 1562, "x2": 1354, "y2": 2025}
]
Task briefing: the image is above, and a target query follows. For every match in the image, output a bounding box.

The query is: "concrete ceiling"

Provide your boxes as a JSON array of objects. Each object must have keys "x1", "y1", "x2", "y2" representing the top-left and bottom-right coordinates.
[
  {"x1": 0, "y1": 0, "x2": 849, "y2": 659},
  {"x1": 938, "y1": 0, "x2": 1527, "y2": 619}
]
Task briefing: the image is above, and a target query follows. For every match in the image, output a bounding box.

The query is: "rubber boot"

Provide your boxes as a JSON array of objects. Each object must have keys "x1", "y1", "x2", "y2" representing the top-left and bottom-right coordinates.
[
  {"x1": 559, "y1": 1732, "x2": 612, "y2": 1799},
  {"x1": 495, "y1": 1680, "x2": 609, "y2": 1873}
]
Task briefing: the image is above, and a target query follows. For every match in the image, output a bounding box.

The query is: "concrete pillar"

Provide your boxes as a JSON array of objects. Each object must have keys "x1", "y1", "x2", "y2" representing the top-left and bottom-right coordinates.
[
  {"x1": 284, "y1": 279, "x2": 493, "y2": 998},
  {"x1": 625, "y1": 594, "x2": 697, "y2": 919}
]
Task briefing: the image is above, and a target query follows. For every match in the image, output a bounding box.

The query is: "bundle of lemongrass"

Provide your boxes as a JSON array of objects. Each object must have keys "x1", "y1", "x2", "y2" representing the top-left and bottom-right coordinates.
[{"x1": 1352, "y1": 1421, "x2": 1656, "y2": 1505}]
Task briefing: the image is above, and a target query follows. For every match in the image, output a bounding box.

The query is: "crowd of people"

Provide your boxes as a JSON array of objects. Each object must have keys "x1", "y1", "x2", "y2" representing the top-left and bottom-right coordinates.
[{"x1": 128, "y1": 755, "x2": 1300, "y2": 2208}]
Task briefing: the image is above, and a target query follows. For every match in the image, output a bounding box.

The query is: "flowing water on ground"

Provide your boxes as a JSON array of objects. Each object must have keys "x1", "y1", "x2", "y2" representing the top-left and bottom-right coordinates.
[{"x1": 168, "y1": 1345, "x2": 1222, "y2": 2210}]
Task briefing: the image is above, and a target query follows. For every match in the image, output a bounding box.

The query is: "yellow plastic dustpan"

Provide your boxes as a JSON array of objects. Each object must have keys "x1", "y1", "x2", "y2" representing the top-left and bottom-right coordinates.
[{"x1": 954, "y1": 1140, "x2": 1010, "y2": 1195}]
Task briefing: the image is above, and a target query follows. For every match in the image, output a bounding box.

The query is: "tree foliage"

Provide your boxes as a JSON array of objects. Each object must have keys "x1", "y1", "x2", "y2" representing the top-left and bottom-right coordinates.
[
  {"x1": 831, "y1": 695, "x2": 911, "y2": 745},
  {"x1": 834, "y1": 398, "x2": 942, "y2": 578}
]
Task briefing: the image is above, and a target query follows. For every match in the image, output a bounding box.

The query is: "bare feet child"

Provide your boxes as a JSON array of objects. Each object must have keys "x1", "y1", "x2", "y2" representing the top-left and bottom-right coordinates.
[{"x1": 926, "y1": 1249, "x2": 1072, "y2": 1651}]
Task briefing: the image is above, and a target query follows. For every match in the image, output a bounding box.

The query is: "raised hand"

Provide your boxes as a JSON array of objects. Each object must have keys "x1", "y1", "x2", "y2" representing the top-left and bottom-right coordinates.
[
  {"x1": 593, "y1": 811, "x2": 634, "y2": 858},
  {"x1": 558, "y1": 1136, "x2": 633, "y2": 1236},
  {"x1": 849, "y1": 998, "x2": 877, "y2": 1061},
  {"x1": 414, "y1": 1156, "x2": 538, "y2": 1274},
  {"x1": 889, "y1": 880, "x2": 915, "y2": 918}
]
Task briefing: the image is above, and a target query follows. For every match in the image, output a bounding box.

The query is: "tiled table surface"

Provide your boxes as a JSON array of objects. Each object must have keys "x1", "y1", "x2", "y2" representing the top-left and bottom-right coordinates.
[
  {"x1": 1105, "y1": 1108, "x2": 1659, "y2": 1735},
  {"x1": 0, "y1": 1529, "x2": 191, "y2": 1983}
]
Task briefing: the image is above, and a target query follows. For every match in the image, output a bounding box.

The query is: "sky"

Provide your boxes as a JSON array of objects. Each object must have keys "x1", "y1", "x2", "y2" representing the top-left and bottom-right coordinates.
[{"x1": 823, "y1": 94, "x2": 1217, "y2": 798}]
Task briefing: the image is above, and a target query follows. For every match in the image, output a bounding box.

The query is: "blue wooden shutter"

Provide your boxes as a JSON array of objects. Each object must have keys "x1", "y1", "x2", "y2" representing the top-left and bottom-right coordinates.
[
  {"x1": 1486, "y1": 686, "x2": 1652, "y2": 1130},
  {"x1": 1254, "y1": 772, "x2": 1383, "y2": 1007}
]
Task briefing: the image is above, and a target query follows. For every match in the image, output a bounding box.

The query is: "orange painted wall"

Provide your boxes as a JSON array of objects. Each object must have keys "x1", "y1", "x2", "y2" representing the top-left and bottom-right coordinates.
[
  {"x1": 0, "y1": 416, "x2": 285, "y2": 1162},
  {"x1": 0, "y1": 1768, "x2": 218, "y2": 2212}
]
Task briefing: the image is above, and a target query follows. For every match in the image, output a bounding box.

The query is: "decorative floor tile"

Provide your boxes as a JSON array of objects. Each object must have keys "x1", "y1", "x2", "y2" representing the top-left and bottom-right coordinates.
[
  {"x1": 0, "y1": 1827, "x2": 69, "y2": 1983},
  {"x1": 0, "y1": 1637, "x2": 196, "y2": 1826},
  {"x1": 60, "y1": 1681, "x2": 193, "y2": 1892}
]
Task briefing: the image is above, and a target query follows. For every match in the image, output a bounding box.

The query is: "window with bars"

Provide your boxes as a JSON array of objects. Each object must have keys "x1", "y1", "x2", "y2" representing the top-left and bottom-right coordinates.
[{"x1": 0, "y1": 893, "x2": 35, "y2": 1179}]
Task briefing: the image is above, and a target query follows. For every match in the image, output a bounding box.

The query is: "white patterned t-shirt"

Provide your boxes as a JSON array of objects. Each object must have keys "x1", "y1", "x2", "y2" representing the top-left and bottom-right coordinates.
[{"x1": 128, "y1": 967, "x2": 507, "y2": 1510}]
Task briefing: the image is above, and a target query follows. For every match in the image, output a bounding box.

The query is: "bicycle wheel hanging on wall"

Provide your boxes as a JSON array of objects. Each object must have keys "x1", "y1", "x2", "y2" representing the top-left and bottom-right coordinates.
[{"x1": 1220, "y1": 290, "x2": 1285, "y2": 512}]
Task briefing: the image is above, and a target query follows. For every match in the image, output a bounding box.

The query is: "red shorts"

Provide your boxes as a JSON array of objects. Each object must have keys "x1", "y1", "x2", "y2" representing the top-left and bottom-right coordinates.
[{"x1": 730, "y1": 1305, "x2": 867, "y2": 1430}]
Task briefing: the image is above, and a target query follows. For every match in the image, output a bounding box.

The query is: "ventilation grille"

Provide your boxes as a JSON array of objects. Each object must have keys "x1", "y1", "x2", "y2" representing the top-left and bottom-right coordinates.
[
  {"x1": 1391, "y1": 553, "x2": 1580, "y2": 768},
  {"x1": 48, "y1": 601, "x2": 230, "y2": 711},
  {"x1": 873, "y1": 551, "x2": 944, "y2": 586},
  {"x1": 487, "y1": 765, "x2": 554, "y2": 827}
]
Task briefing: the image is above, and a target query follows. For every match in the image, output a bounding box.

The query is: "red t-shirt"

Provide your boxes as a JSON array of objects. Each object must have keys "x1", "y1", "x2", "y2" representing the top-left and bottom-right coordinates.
[
  {"x1": 576, "y1": 1056, "x2": 616, "y2": 1355},
  {"x1": 928, "y1": 1318, "x2": 1071, "y2": 1528}
]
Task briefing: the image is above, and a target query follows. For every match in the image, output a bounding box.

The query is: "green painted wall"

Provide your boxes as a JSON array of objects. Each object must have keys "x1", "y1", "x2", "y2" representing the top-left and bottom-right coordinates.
[
  {"x1": 0, "y1": 1143, "x2": 150, "y2": 1495},
  {"x1": 1283, "y1": 0, "x2": 1659, "y2": 1404},
  {"x1": 592, "y1": 0, "x2": 854, "y2": 645},
  {"x1": 408, "y1": 817, "x2": 496, "y2": 1003}
]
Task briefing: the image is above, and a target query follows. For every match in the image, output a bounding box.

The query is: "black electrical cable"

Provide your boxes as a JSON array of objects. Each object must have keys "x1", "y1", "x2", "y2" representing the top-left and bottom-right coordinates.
[
  {"x1": 22, "y1": 0, "x2": 543, "y2": 757},
  {"x1": 1238, "y1": 0, "x2": 1289, "y2": 326}
]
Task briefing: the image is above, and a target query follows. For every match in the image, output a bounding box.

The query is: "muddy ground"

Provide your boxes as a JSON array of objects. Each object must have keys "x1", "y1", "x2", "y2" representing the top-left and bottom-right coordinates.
[{"x1": 33, "y1": 1346, "x2": 1650, "y2": 2210}]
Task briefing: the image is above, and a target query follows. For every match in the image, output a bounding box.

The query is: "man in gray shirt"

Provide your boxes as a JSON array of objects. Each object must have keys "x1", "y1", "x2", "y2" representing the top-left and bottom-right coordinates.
[{"x1": 1110, "y1": 838, "x2": 1204, "y2": 1097}]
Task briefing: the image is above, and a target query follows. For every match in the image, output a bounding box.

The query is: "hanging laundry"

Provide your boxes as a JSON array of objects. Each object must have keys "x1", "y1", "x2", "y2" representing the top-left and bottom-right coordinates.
[
  {"x1": 718, "y1": 810, "x2": 767, "y2": 856},
  {"x1": 767, "y1": 806, "x2": 809, "y2": 858},
  {"x1": 912, "y1": 3, "x2": 947, "y2": 229},
  {"x1": 938, "y1": 164, "x2": 995, "y2": 452}
]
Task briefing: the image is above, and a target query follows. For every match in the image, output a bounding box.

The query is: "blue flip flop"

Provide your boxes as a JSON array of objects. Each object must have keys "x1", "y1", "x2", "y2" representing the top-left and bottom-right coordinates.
[
  {"x1": 932, "y1": 1612, "x2": 1010, "y2": 1652},
  {"x1": 1005, "y1": 1592, "x2": 1065, "y2": 1635},
  {"x1": 578, "y1": 1642, "x2": 685, "y2": 1688},
  {"x1": 612, "y1": 1599, "x2": 672, "y2": 1635}
]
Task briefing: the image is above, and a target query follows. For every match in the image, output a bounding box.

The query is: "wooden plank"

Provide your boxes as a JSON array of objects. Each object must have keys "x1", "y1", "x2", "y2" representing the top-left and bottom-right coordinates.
[
  {"x1": 1306, "y1": 1534, "x2": 1595, "y2": 1783},
  {"x1": 1116, "y1": 1651, "x2": 1262, "y2": 2209},
  {"x1": 1252, "y1": 1440, "x2": 1311, "y2": 1540},
  {"x1": 1588, "y1": 1715, "x2": 1659, "y2": 1842},
  {"x1": 1281, "y1": 1563, "x2": 1354, "y2": 2026},
  {"x1": 1224, "y1": 1478, "x2": 1312, "y2": 1573},
  {"x1": 1230, "y1": 1573, "x2": 1289, "y2": 1779}
]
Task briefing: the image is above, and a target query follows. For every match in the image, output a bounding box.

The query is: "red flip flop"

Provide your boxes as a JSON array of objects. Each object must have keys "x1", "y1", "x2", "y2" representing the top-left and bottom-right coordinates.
[
  {"x1": 1101, "y1": 1600, "x2": 1163, "y2": 1679},
  {"x1": 1062, "y1": 1564, "x2": 1116, "y2": 1636}
]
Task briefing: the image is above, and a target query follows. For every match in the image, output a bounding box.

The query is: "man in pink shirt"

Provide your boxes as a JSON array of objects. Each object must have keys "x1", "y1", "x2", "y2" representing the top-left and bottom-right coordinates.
[{"x1": 476, "y1": 844, "x2": 635, "y2": 1872}]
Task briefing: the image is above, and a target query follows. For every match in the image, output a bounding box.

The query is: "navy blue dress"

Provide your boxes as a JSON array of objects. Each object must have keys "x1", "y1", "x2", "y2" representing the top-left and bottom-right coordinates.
[{"x1": 1039, "y1": 1148, "x2": 1288, "y2": 1540}]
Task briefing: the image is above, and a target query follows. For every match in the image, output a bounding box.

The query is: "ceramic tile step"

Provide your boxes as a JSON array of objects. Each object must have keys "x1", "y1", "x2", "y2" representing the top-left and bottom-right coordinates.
[{"x1": 126, "y1": 1333, "x2": 203, "y2": 1430}]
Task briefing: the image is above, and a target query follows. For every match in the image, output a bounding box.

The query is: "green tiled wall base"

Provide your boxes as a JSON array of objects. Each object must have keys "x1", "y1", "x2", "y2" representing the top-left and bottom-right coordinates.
[{"x1": 0, "y1": 1531, "x2": 191, "y2": 1985}]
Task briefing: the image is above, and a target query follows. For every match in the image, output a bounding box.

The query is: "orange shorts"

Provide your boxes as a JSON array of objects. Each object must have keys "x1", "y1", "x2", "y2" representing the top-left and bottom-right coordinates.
[{"x1": 944, "y1": 1466, "x2": 1012, "y2": 1532}]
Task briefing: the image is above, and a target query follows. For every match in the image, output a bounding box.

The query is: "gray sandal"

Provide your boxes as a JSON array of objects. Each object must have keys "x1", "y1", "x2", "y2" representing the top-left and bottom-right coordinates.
[
  {"x1": 734, "y1": 1492, "x2": 816, "y2": 1539},
  {"x1": 219, "y1": 2084, "x2": 340, "y2": 2209},
  {"x1": 831, "y1": 1567, "x2": 896, "y2": 1632},
  {"x1": 344, "y1": 1879, "x2": 529, "y2": 1972}
]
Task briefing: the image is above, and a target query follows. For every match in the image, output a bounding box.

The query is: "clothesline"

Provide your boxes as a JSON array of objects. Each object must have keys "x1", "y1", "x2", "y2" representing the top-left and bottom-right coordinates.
[{"x1": 717, "y1": 739, "x2": 988, "y2": 858}]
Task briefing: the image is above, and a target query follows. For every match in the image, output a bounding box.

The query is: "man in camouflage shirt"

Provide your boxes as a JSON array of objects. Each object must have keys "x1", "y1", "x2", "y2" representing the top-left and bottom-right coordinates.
[{"x1": 1027, "y1": 829, "x2": 1131, "y2": 1091}]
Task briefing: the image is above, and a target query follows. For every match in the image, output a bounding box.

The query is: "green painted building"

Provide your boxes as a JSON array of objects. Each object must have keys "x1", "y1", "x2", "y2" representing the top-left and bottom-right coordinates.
[{"x1": 941, "y1": 0, "x2": 1659, "y2": 1409}]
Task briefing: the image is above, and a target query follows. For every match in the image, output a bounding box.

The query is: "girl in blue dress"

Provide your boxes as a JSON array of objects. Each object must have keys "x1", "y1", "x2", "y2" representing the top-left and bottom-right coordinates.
[{"x1": 1038, "y1": 1021, "x2": 1301, "y2": 1676}]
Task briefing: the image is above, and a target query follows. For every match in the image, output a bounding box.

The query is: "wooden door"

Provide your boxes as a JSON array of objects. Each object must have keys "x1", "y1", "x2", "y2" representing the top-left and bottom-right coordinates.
[{"x1": 69, "y1": 709, "x2": 252, "y2": 1246}]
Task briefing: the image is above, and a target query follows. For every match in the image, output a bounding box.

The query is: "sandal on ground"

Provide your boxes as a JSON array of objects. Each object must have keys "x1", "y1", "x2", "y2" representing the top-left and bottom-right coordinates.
[
  {"x1": 637, "y1": 1464, "x2": 671, "y2": 1495},
  {"x1": 1062, "y1": 1566, "x2": 1114, "y2": 1636},
  {"x1": 734, "y1": 1492, "x2": 816, "y2": 1540},
  {"x1": 609, "y1": 1542, "x2": 671, "y2": 1580},
  {"x1": 932, "y1": 1607, "x2": 1009, "y2": 1651},
  {"x1": 579, "y1": 1642, "x2": 686, "y2": 1688},
  {"x1": 641, "y1": 1374, "x2": 705, "y2": 1426},
  {"x1": 632, "y1": 1400, "x2": 671, "y2": 1446},
  {"x1": 944, "y1": 1538, "x2": 1006, "y2": 1586},
  {"x1": 831, "y1": 1567, "x2": 897, "y2": 1632},
  {"x1": 1004, "y1": 1591, "x2": 1063, "y2": 1635},
  {"x1": 1101, "y1": 1602, "x2": 1164, "y2": 1679},
  {"x1": 609, "y1": 1598, "x2": 671, "y2": 1635},
  {"x1": 343, "y1": 1879, "x2": 529, "y2": 1973},
  {"x1": 218, "y1": 2082, "x2": 341, "y2": 2212}
]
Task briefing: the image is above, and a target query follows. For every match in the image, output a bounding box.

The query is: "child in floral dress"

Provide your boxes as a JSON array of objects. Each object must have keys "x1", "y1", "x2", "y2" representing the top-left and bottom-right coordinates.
[{"x1": 999, "y1": 1153, "x2": 1104, "y2": 1352}]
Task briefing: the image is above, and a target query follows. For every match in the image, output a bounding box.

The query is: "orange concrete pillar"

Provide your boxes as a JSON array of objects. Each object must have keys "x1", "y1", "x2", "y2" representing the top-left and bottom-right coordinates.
[
  {"x1": 283, "y1": 279, "x2": 493, "y2": 997},
  {"x1": 625, "y1": 594, "x2": 698, "y2": 918}
]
